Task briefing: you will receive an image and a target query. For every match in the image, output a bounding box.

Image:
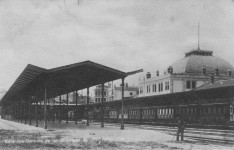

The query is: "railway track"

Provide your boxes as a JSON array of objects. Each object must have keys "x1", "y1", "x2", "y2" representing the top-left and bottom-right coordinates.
[{"x1": 92, "y1": 122, "x2": 234, "y2": 144}]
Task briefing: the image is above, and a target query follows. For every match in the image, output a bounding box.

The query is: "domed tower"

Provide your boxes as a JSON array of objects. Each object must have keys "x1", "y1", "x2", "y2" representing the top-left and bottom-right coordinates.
[
  {"x1": 138, "y1": 49, "x2": 234, "y2": 97},
  {"x1": 169, "y1": 49, "x2": 234, "y2": 93},
  {"x1": 171, "y1": 49, "x2": 234, "y2": 75}
]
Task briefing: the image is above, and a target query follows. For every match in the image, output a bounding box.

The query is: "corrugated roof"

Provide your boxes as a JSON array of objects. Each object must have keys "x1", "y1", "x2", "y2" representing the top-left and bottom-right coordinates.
[
  {"x1": 1, "y1": 61, "x2": 134, "y2": 105},
  {"x1": 1, "y1": 64, "x2": 47, "y2": 104}
]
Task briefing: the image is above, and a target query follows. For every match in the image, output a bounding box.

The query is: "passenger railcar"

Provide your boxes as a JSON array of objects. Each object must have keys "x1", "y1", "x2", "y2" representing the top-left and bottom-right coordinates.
[
  {"x1": 157, "y1": 106, "x2": 174, "y2": 121},
  {"x1": 108, "y1": 109, "x2": 118, "y2": 122},
  {"x1": 141, "y1": 107, "x2": 157, "y2": 123},
  {"x1": 89, "y1": 102, "x2": 234, "y2": 125}
]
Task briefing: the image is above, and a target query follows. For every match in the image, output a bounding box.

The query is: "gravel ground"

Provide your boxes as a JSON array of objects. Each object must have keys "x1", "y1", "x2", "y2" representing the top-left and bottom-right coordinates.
[{"x1": 0, "y1": 119, "x2": 234, "y2": 150}]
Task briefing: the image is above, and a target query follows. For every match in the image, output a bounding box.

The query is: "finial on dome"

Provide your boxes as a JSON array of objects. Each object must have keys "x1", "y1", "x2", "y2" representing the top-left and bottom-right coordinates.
[
  {"x1": 185, "y1": 50, "x2": 213, "y2": 57},
  {"x1": 184, "y1": 23, "x2": 214, "y2": 57},
  {"x1": 198, "y1": 22, "x2": 200, "y2": 50}
]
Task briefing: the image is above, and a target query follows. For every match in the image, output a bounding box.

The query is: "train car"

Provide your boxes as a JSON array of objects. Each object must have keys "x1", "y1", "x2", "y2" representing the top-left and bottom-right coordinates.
[
  {"x1": 157, "y1": 106, "x2": 174, "y2": 122},
  {"x1": 88, "y1": 111, "x2": 94, "y2": 122},
  {"x1": 141, "y1": 106, "x2": 157, "y2": 124},
  {"x1": 174, "y1": 103, "x2": 231, "y2": 124},
  {"x1": 92, "y1": 109, "x2": 101, "y2": 122},
  {"x1": 118, "y1": 109, "x2": 128, "y2": 121},
  {"x1": 108, "y1": 109, "x2": 118, "y2": 122},
  {"x1": 199, "y1": 103, "x2": 229, "y2": 124},
  {"x1": 104, "y1": 109, "x2": 109, "y2": 122},
  {"x1": 128, "y1": 107, "x2": 141, "y2": 123},
  {"x1": 174, "y1": 104, "x2": 198, "y2": 123},
  {"x1": 68, "y1": 110, "x2": 75, "y2": 120},
  {"x1": 230, "y1": 104, "x2": 234, "y2": 122}
]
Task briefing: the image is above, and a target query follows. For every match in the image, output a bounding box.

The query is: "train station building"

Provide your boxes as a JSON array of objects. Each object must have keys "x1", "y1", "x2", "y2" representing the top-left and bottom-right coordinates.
[
  {"x1": 138, "y1": 48, "x2": 234, "y2": 97},
  {"x1": 1, "y1": 49, "x2": 234, "y2": 129}
]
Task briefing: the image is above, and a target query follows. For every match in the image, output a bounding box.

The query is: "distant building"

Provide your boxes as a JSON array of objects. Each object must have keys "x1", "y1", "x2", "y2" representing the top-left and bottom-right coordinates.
[
  {"x1": 51, "y1": 92, "x2": 94, "y2": 105},
  {"x1": 94, "y1": 83, "x2": 138, "y2": 103},
  {"x1": 71, "y1": 92, "x2": 94, "y2": 104},
  {"x1": 139, "y1": 49, "x2": 234, "y2": 97},
  {"x1": 94, "y1": 85, "x2": 109, "y2": 103}
]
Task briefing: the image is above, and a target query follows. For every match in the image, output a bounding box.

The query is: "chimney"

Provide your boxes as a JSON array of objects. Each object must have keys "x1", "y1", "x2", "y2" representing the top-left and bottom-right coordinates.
[
  {"x1": 168, "y1": 66, "x2": 173, "y2": 74},
  {"x1": 214, "y1": 67, "x2": 219, "y2": 76},
  {"x1": 228, "y1": 70, "x2": 232, "y2": 76},
  {"x1": 146, "y1": 72, "x2": 151, "y2": 79},
  {"x1": 210, "y1": 74, "x2": 214, "y2": 84},
  {"x1": 156, "y1": 70, "x2": 159, "y2": 76},
  {"x1": 202, "y1": 66, "x2": 206, "y2": 75}
]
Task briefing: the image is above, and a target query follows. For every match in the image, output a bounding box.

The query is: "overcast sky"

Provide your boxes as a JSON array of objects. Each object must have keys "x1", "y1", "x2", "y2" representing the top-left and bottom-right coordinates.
[{"x1": 1, "y1": 0, "x2": 234, "y2": 94}]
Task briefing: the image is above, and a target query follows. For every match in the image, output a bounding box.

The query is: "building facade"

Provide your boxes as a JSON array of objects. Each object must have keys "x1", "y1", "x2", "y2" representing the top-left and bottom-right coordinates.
[
  {"x1": 94, "y1": 83, "x2": 138, "y2": 103},
  {"x1": 94, "y1": 85, "x2": 109, "y2": 103},
  {"x1": 139, "y1": 49, "x2": 234, "y2": 97}
]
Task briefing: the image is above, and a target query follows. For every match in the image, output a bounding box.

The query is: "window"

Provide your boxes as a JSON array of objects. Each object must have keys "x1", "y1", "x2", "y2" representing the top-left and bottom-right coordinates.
[
  {"x1": 140, "y1": 87, "x2": 143, "y2": 94},
  {"x1": 192, "y1": 81, "x2": 196, "y2": 89},
  {"x1": 147, "y1": 85, "x2": 151, "y2": 93},
  {"x1": 158, "y1": 83, "x2": 163, "y2": 92},
  {"x1": 152, "y1": 84, "x2": 157, "y2": 92},
  {"x1": 165, "y1": 81, "x2": 170, "y2": 90},
  {"x1": 186, "y1": 81, "x2": 191, "y2": 89},
  {"x1": 161, "y1": 83, "x2": 163, "y2": 91},
  {"x1": 95, "y1": 98, "x2": 98, "y2": 103},
  {"x1": 95, "y1": 91, "x2": 97, "y2": 96},
  {"x1": 187, "y1": 80, "x2": 196, "y2": 89}
]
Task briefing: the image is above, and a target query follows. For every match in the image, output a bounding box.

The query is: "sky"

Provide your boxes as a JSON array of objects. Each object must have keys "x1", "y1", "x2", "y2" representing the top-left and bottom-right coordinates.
[{"x1": 1, "y1": 0, "x2": 234, "y2": 97}]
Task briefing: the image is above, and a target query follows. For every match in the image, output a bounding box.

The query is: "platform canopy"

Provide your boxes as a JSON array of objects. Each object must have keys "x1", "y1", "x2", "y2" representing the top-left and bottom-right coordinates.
[{"x1": 1, "y1": 61, "x2": 140, "y2": 105}]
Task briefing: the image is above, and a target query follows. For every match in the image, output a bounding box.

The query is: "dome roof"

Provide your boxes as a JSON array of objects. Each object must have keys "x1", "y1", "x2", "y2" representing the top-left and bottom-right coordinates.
[{"x1": 171, "y1": 49, "x2": 234, "y2": 75}]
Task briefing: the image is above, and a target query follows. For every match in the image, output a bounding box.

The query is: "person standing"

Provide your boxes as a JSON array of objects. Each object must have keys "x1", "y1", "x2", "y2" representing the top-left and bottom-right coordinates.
[{"x1": 177, "y1": 118, "x2": 185, "y2": 141}]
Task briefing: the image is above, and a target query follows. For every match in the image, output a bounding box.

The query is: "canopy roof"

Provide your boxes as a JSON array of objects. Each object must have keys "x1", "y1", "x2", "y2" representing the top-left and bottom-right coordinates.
[{"x1": 1, "y1": 61, "x2": 137, "y2": 105}]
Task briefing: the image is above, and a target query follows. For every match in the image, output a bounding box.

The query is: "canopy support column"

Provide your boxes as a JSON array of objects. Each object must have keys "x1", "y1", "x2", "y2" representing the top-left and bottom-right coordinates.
[
  {"x1": 121, "y1": 77, "x2": 125, "y2": 130},
  {"x1": 17, "y1": 103, "x2": 20, "y2": 122},
  {"x1": 53, "y1": 98, "x2": 55, "y2": 122},
  {"x1": 35, "y1": 100, "x2": 38, "y2": 127},
  {"x1": 44, "y1": 83, "x2": 47, "y2": 129},
  {"x1": 40, "y1": 101, "x2": 42, "y2": 121},
  {"x1": 24, "y1": 102, "x2": 27, "y2": 124},
  {"x1": 47, "y1": 99, "x2": 50, "y2": 122},
  {"x1": 29, "y1": 98, "x2": 31, "y2": 125},
  {"x1": 75, "y1": 91, "x2": 78, "y2": 125},
  {"x1": 87, "y1": 87, "x2": 89, "y2": 126},
  {"x1": 66, "y1": 93, "x2": 69, "y2": 124},
  {"x1": 20, "y1": 101, "x2": 23, "y2": 123},
  {"x1": 14, "y1": 104, "x2": 17, "y2": 122},
  {"x1": 101, "y1": 83, "x2": 104, "y2": 128},
  {"x1": 59, "y1": 96, "x2": 61, "y2": 123}
]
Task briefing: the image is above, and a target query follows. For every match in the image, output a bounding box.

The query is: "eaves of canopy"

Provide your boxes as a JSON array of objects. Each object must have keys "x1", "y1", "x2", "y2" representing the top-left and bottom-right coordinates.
[{"x1": 1, "y1": 60, "x2": 141, "y2": 105}]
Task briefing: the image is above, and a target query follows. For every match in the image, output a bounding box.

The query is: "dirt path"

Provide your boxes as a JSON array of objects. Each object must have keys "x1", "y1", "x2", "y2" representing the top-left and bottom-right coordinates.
[{"x1": 0, "y1": 119, "x2": 44, "y2": 131}]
